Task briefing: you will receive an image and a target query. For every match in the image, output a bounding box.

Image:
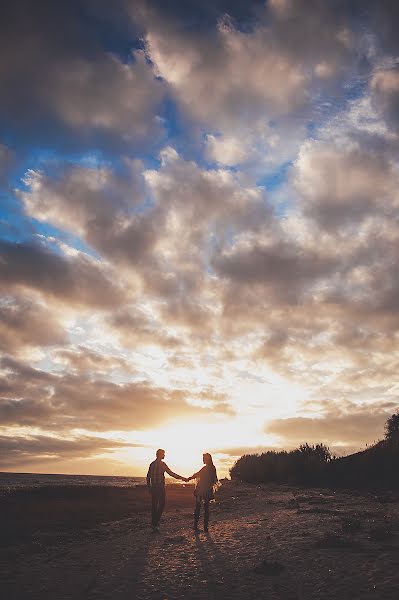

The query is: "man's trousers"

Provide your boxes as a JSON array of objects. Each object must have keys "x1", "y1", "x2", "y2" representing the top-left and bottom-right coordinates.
[{"x1": 151, "y1": 486, "x2": 166, "y2": 526}]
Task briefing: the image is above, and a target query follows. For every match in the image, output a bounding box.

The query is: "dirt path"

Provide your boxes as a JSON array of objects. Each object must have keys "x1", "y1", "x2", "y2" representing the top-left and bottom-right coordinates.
[{"x1": 2, "y1": 484, "x2": 399, "y2": 599}]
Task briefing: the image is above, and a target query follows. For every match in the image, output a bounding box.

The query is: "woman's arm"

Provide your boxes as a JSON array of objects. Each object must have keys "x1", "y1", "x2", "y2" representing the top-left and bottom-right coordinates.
[{"x1": 187, "y1": 466, "x2": 205, "y2": 480}]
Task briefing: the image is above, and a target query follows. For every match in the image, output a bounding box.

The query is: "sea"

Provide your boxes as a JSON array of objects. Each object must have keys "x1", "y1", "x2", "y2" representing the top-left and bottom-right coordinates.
[{"x1": 0, "y1": 472, "x2": 146, "y2": 493}]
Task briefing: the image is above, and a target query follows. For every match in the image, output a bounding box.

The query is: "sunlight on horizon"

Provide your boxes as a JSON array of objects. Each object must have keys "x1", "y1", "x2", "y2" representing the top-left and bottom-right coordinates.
[{"x1": 114, "y1": 419, "x2": 283, "y2": 478}]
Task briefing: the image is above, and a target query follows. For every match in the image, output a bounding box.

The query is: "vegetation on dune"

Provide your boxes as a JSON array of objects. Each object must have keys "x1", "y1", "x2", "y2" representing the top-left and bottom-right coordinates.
[
  {"x1": 230, "y1": 413, "x2": 399, "y2": 489},
  {"x1": 229, "y1": 443, "x2": 334, "y2": 485}
]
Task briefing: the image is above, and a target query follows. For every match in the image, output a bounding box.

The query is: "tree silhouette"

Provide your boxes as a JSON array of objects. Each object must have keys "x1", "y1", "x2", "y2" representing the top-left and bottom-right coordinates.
[{"x1": 384, "y1": 413, "x2": 399, "y2": 442}]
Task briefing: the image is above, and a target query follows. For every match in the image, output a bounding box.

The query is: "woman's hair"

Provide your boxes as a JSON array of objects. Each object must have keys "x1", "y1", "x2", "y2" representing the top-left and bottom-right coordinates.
[
  {"x1": 203, "y1": 453, "x2": 218, "y2": 487},
  {"x1": 203, "y1": 452, "x2": 213, "y2": 466}
]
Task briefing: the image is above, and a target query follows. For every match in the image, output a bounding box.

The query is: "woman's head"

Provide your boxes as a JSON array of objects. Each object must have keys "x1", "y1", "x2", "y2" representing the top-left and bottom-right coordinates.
[{"x1": 203, "y1": 452, "x2": 213, "y2": 466}]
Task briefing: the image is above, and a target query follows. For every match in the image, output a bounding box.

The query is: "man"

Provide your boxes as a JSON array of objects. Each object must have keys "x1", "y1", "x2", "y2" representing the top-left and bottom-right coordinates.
[{"x1": 146, "y1": 448, "x2": 186, "y2": 532}]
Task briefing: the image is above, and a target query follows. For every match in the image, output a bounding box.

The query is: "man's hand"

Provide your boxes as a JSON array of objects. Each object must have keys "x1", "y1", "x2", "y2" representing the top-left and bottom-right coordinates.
[{"x1": 183, "y1": 477, "x2": 190, "y2": 482}]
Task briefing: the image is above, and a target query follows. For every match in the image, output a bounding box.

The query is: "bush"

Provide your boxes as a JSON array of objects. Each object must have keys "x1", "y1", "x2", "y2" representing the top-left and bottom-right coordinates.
[
  {"x1": 229, "y1": 443, "x2": 333, "y2": 485},
  {"x1": 385, "y1": 413, "x2": 399, "y2": 442},
  {"x1": 230, "y1": 412, "x2": 399, "y2": 489}
]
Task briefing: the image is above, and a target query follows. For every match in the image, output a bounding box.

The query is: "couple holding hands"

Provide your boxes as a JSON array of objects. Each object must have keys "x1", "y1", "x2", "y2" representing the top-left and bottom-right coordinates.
[{"x1": 146, "y1": 449, "x2": 219, "y2": 533}]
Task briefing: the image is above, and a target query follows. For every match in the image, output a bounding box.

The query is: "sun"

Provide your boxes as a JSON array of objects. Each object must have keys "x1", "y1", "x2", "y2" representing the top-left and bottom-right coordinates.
[{"x1": 151, "y1": 422, "x2": 212, "y2": 476}]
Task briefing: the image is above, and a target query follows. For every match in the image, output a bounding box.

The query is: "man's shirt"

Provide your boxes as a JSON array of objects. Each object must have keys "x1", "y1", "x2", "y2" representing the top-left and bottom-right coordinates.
[{"x1": 146, "y1": 459, "x2": 180, "y2": 487}]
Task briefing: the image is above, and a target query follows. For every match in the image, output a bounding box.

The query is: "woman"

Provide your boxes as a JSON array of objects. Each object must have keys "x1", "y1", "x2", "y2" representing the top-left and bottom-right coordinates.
[{"x1": 188, "y1": 453, "x2": 218, "y2": 532}]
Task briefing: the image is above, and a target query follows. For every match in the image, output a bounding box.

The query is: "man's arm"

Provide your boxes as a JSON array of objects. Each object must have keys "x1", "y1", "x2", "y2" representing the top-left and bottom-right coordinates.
[
  {"x1": 146, "y1": 464, "x2": 152, "y2": 488},
  {"x1": 164, "y1": 464, "x2": 183, "y2": 480}
]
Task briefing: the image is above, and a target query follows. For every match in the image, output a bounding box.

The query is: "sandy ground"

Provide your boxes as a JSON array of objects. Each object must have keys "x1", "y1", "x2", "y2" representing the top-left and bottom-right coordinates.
[{"x1": 1, "y1": 481, "x2": 399, "y2": 599}]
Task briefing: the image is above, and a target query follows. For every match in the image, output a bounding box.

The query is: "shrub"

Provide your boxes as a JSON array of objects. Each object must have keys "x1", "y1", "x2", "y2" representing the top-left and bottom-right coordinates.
[
  {"x1": 385, "y1": 413, "x2": 399, "y2": 442},
  {"x1": 229, "y1": 443, "x2": 334, "y2": 485}
]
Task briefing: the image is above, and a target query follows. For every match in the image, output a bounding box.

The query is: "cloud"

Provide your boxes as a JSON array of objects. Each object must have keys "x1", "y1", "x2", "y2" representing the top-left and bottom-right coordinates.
[
  {"x1": 130, "y1": 0, "x2": 360, "y2": 175},
  {"x1": 0, "y1": 433, "x2": 137, "y2": 469},
  {"x1": 293, "y1": 138, "x2": 399, "y2": 229},
  {"x1": 0, "y1": 240, "x2": 125, "y2": 309},
  {"x1": 265, "y1": 404, "x2": 397, "y2": 447},
  {"x1": 52, "y1": 346, "x2": 132, "y2": 374},
  {"x1": 0, "y1": 356, "x2": 217, "y2": 432},
  {"x1": 141, "y1": 1, "x2": 354, "y2": 129},
  {"x1": 106, "y1": 307, "x2": 181, "y2": 349},
  {"x1": 20, "y1": 164, "x2": 157, "y2": 268},
  {"x1": 370, "y1": 67, "x2": 399, "y2": 132},
  {"x1": 0, "y1": 297, "x2": 66, "y2": 354},
  {"x1": 4, "y1": 0, "x2": 399, "y2": 471},
  {"x1": 21, "y1": 149, "x2": 272, "y2": 335},
  {"x1": 0, "y1": 0, "x2": 164, "y2": 149},
  {"x1": 215, "y1": 445, "x2": 275, "y2": 457},
  {"x1": 213, "y1": 238, "x2": 338, "y2": 304}
]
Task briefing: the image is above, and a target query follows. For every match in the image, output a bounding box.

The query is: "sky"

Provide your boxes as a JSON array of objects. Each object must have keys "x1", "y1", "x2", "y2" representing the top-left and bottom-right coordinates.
[{"x1": 1, "y1": 0, "x2": 399, "y2": 477}]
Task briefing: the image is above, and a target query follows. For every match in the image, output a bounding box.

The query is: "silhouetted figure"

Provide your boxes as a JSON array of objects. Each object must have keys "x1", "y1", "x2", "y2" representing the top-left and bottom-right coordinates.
[
  {"x1": 188, "y1": 453, "x2": 218, "y2": 532},
  {"x1": 146, "y1": 448, "x2": 185, "y2": 532}
]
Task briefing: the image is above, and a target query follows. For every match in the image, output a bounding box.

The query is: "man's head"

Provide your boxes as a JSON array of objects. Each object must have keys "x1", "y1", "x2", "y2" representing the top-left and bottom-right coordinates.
[{"x1": 156, "y1": 448, "x2": 165, "y2": 460}]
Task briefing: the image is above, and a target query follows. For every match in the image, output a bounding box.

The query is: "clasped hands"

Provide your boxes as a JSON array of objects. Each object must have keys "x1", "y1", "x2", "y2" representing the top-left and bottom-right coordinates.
[{"x1": 181, "y1": 476, "x2": 192, "y2": 482}]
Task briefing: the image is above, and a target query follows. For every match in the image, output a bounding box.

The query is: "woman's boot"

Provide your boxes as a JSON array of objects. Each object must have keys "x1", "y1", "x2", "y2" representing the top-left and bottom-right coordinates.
[
  {"x1": 194, "y1": 502, "x2": 200, "y2": 531},
  {"x1": 204, "y1": 501, "x2": 209, "y2": 532}
]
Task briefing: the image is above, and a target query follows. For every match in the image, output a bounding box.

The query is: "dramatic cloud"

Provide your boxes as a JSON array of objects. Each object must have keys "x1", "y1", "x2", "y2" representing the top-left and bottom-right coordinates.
[
  {"x1": 140, "y1": 0, "x2": 355, "y2": 128},
  {"x1": 0, "y1": 356, "x2": 226, "y2": 432},
  {"x1": 2, "y1": 0, "x2": 399, "y2": 474}
]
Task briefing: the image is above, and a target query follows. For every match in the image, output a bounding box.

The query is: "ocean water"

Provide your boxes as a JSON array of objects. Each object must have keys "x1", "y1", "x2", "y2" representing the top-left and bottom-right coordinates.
[{"x1": 0, "y1": 472, "x2": 146, "y2": 492}]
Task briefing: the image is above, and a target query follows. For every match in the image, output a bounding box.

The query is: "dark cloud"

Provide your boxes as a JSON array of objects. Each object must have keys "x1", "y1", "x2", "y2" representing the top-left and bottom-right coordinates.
[
  {"x1": 0, "y1": 240, "x2": 125, "y2": 309},
  {"x1": 136, "y1": 0, "x2": 264, "y2": 31},
  {"x1": 0, "y1": 433, "x2": 137, "y2": 469},
  {"x1": 370, "y1": 67, "x2": 399, "y2": 133},
  {"x1": 0, "y1": 297, "x2": 66, "y2": 353},
  {"x1": 0, "y1": 144, "x2": 15, "y2": 185},
  {"x1": 364, "y1": 0, "x2": 399, "y2": 56},
  {"x1": 0, "y1": 0, "x2": 164, "y2": 150},
  {"x1": 213, "y1": 240, "x2": 337, "y2": 304}
]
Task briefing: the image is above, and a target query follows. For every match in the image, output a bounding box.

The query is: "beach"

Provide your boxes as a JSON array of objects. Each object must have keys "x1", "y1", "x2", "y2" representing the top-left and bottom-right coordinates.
[{"x1": 1, "y1": 481, "x2": 399, "y2": 599}]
